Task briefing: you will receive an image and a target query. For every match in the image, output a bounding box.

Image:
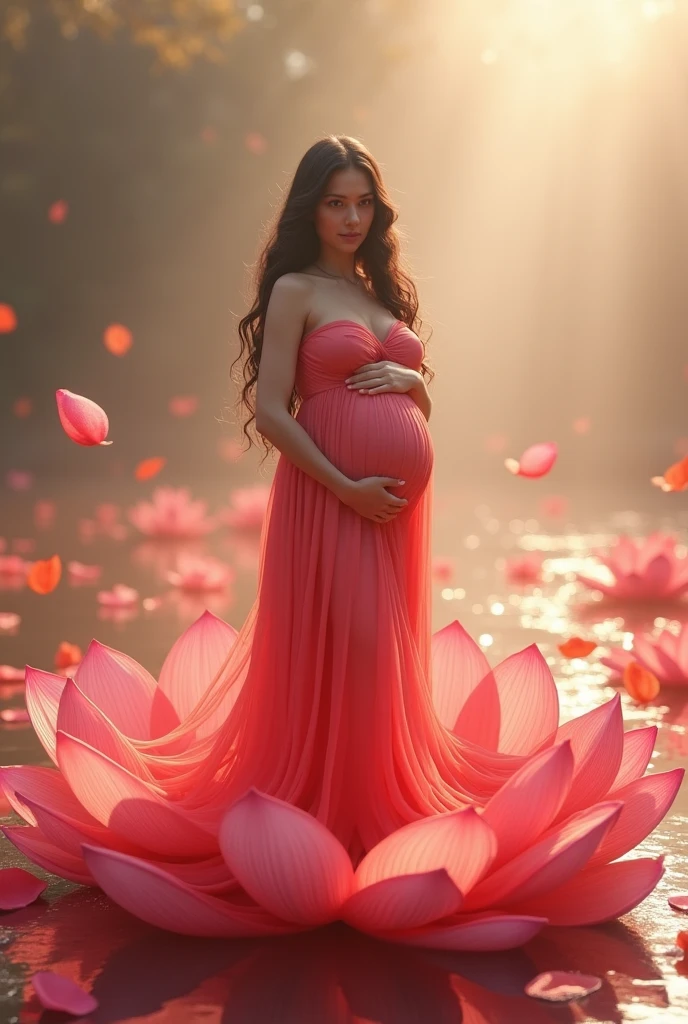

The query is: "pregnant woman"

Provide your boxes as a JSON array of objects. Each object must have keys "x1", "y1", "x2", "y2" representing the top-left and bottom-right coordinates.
[
  {"x1": 5, "y1": 134, "x2": 677, "y2": 953},
  {"x1": 160, "y1": 132, "x2": 505, "y2": 860}
]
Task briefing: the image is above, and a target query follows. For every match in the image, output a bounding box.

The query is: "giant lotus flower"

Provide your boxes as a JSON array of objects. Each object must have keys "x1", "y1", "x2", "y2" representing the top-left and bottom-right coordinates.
[
  {"x1": 577, "y1": 532, "x2": 688, "y2": 602},
  {"x1": 0, "y1": 613, "x2": 682, "y2": 951}
]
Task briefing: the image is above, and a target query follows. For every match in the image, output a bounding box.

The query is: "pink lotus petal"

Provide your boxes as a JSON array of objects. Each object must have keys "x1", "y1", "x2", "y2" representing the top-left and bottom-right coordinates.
[
  {"x1": 24, "y1": 665, "x2": 68, "y2": 764},
  {"x1": 609, "y1": 726, "x2": 658, "y2": 792},
  {"x1": 553, "y1": 695, "x2": 623, "y2": 820},
  {"x1": 73, "y1": 639, "x2": 176, "y2": 740},
  {"x1": 505, "y1": 442, "x2": 558, "y2": 479},
  {"x1": 482, "y1": 741, "x2": 574, "y2": 869},
  {"x1": 57, "y1": 677, "x2": 155, "y2": 779},
  {"x1": 588, "y1": 767, "x2": 684, "y2": 867},
  {"x1": 509, "y1": 856, "x2": 664, "y2": 925},
  {"x1": 82, "y1": 844, "x2": 295, "y2": 937},
  {"x1": 431, "y1": 621, "x2": 492, "y2": 731},
  {"x1": 1, "y1": 825, "x2": 93, "y2": 885},
  {"x1": 525, "y1": 971, "x2": 602, "y2": 1002},
  {"x1": 0, "y1": 867, "x2": 47, "y2": 910},
  {"x1": 55, "y1": 388, "x2": 112, "y2": 446},
  {"x1": 17, "y1": 792, "x2": 140, "y2": 861},
  {"x1": 354, "y1": 807, "x2": 497, "y2": 899},
  {"x1": 668, "y1": 894, "x2": 688, "y2": 911},
  {"x1": 382, "y1": 911, "x2": 547, "y2": 951},
  {"x1": 152, "y1": 609, "x2": 238, "y2": 738},
  {"x1": 56, "y1": 731, "x2": 216, "y2": 856},
  {"x1": 219, "y1": 789, "x2": 353, "y2": 926},
  {"x1": 341, "y1": 868, "x2": 463, "y2": 932},
  {"x1": 32, "y1": 971, "x2": 98, "y2": 1015},
  {"x1": 0, "y1": 764, "x2": 100, "y2": 827},
  {"x1": 465, "y1": 801, "x2": 622, "y2": 912},
  {"x1": 454, "y1": 645, "x2": 559, "y2": 756}
]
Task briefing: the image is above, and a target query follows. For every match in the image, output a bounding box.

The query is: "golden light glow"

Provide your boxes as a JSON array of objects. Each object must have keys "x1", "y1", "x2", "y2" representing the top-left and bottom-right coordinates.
[{"x1": 479, "y1": 0, "x2": 675, "y2": 70}]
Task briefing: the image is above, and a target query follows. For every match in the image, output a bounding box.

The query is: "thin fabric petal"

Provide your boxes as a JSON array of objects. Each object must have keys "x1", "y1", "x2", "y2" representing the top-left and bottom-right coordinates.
[{"x1": 1, "y1": 611, "x2": 681, "y2": 951}]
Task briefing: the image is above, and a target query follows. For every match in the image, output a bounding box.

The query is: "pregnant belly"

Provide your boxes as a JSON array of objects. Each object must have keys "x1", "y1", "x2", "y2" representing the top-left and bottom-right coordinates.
[{"x1": 296, "y1": 388, "x2": 434, "y2": 507}]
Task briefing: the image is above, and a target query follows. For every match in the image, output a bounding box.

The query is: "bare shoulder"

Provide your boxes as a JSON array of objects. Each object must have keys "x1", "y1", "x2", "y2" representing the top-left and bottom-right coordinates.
[{"x1": 271, "y1": 271, "x2": 314, "y2": 302}]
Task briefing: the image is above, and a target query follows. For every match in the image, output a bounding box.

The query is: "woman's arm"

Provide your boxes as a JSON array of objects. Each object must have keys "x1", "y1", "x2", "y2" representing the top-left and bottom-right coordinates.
[{"x1": 254, "y1": 274, "x2": 354, "y2": 503}]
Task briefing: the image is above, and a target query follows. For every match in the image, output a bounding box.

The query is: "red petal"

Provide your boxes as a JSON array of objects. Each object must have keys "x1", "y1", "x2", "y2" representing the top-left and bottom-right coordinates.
[
  {"x1": 525, "y1": 971, "x2": 602, "y2": 1002},
  {"x1": 0, "y1": 867, "x2": 47, "y2": 910},
  {"x1": 32, "y1": 971, "x2": 98, "y2": 1015},
  {"x1": 668, "y1": 894, "x2": 688, "y2": 911},
  {"x1": 26, "y1": 555, "x2": 62, "y2": 595}
]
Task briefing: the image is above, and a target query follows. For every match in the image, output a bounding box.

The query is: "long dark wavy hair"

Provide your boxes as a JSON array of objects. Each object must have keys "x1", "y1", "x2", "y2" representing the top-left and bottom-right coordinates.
[{"x1": 227, "y1": 134, "x2": 435, "y2": 463}]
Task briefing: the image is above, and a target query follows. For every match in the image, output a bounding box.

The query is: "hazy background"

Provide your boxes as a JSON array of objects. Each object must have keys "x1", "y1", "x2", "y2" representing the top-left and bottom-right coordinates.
[{"x1": 1, "y1": 0, "x2": 686, "y2": 501}]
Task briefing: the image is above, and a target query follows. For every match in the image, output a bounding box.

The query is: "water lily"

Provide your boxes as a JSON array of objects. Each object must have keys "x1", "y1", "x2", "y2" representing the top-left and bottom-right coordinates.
[
  {"x1": 602, "y1": 623, "x2": 688, "y2": 686},
  {"x1": 577, "y1": 533, "x2": 688, "y2": 602},
  {"x1": 128, "y1": 487, "x2": 217, "y2": 539}
]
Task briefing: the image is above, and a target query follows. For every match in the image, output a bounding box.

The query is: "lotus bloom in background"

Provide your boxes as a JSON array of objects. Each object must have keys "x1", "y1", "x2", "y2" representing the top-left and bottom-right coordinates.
[
  {"x1": 96, "y1": 584, "x2": 139, "y2": 608},
  {"x1": 577, "y1": 533, "x2": 688, "y2": 602},
  {"x1": 0, "y1": 614, "x2": 681, "y2": 950},
  {"x1": 602, "y1": 624, "x2": 688, "y2": 686},
  {"x1": 505, "y1": 442, "x2": 558, "y2": 479},
  {"x1": 217, "y1": 485, "x2": 271, "y2": 530},
  {"x1": 128, "y1": 487, "x2": 217, "y2": 539},
  {"x1": 165, "y1": 554, "x2": 235, "y2": 593},
  {"x1": 55, "y1": 389, "x2": 112, "y2": 447}
]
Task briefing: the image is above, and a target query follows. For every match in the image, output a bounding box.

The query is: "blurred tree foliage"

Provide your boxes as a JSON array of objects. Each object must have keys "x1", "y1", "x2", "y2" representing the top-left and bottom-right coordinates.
[{"x1": 1, "y1": 0, "x2": 245, "y2": 69}]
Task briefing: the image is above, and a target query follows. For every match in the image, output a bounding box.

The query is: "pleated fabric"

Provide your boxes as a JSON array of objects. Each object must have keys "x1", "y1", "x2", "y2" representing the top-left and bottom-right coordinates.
[{"x1": 146, "y1": 320, "x2": 519, "y2": 863}]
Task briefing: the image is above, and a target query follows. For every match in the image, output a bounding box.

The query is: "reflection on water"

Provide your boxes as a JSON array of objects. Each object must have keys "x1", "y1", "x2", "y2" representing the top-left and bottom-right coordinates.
[{"x1": 2, "y1": 478, "x2": 688, "y2": 1022}]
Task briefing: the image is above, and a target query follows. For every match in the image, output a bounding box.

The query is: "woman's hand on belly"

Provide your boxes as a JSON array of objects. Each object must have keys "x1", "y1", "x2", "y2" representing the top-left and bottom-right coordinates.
[{"x1": 345, "y1": 360, "x2": 421, "y2": 395}]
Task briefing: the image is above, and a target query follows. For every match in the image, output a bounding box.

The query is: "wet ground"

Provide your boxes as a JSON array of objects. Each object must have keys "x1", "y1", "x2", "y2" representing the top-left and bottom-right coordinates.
[{"x1": 1, "y1": 473, "x2": 688, "y2": 1023}]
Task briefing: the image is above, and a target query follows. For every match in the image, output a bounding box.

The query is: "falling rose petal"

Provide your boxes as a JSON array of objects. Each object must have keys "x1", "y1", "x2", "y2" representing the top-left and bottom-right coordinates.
[
  {"x1": 54, "y1": 642, "x2": 82, "y2": 669},
  {"x1": 200, "y1": 125, "x2": 218, "y2": 144},
  {"x1": 623, "y1": 661, "x2": 660, "y2": 703},
  {"x1": 217, "y1": 437, "x2": 245, "y2": 462},
  {"x1": 103, "y1": 323, "x2": 133, "y2": 356},
  {"x1": 32, "y1": 972, "x2": 98, "y2": 1016},
  {"x1": 12, "y1": 537, "x2": 35, "y2": 554},
  {"x1": 668, "y1": 895, "x2": 688, "y2": 911},
  {"x1": 0, "y1": 867, "x2": 47, "y2": 910},
  {"x1": 651, "y1": 455, "x2": 688, "y2": 494},
  {"x1": 505, "y1": 442, "x2": 558, "y2": 479},
  {"x1": 431, "y1": 557, "x2": 455, "y2": 583},
  {"x1": 245, "y1": 131, "x2": 268, "y2": 155},
  {"x1": 677, "y1": 931, "x2": 688, "y2": 951},
  {"x1": 168, "y1": 395, "x2": 199, "y2": 418},
  {"x1": 558, "y1": 638, "x2": 597, "y2": 659},
  {"x1": 34, "y1": 500, "x2": 57, "y2": 529},
  {"x1": 0, "y1": 304, "x2": 17, "y2": 333},
  {"x1": 55, "y1": 389, "x2": 112, "y2": 446},
  {"x1": 572, "y1": 416, "x2": 591, "y2": 435},
  {"x1": 6, "y1": 469, "x2": 33, "y2": 490},
  {"x1": 135, "y1": 457, "x2": 166, "y2": 481},
  {"x1": 525, "y1": 971, "x2": 602, "y2": 1002},
  {"x1": 27, "y1": 555, "x2": 62, "y2": 595},
  {"x1": 13, "y1": 397, "x2": 32, "y2": 417},
  {"x1": 0, "y1": 708, "x2": 30, "y2": 722},
  {"x1": 48, "y1": 199, "x2": 69, "y2": 224}
]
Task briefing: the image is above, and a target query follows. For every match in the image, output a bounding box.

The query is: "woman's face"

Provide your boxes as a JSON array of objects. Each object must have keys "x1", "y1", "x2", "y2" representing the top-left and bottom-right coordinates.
[{"x1": 313, "y1": 166, "x2": 376, "y2": 253}]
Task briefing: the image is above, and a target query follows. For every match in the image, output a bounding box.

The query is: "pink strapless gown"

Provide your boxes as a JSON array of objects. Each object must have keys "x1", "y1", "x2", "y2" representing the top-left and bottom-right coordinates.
[{"x1": 178, "y1": 318, "x2": 500, "y2": 864}]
